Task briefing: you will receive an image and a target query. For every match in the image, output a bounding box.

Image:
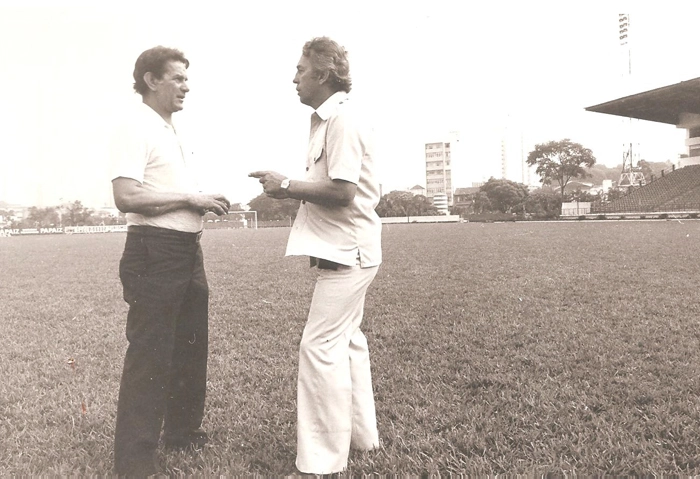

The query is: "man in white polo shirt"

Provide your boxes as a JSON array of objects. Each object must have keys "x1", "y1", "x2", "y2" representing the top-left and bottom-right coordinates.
[
  {"x1": 250, "y1": 36, "x2": 382, "y2": 475},
  {"x1": 110, "y1": 46, "x2": 229, "y2": 477}
]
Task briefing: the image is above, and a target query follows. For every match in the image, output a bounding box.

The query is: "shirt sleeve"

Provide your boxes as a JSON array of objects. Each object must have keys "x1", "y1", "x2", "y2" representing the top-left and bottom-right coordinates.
[
  {"x1": 325, "y1": 111, "x2": 363, "y2": 185},
  {"x1": 109, "y1": 122, "x2": 148, "y2": 183}
]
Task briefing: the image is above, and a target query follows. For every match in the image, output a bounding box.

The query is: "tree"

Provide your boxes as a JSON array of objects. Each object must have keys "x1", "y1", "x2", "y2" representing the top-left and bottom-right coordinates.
[
  {"x1": 405, "y1": 194, "x2": 438, "y2": 216},
  {"x1": 60, "y1": 200, "x2": 94, "y2": 226},
  {"x1": 376, "y1": 191, "x2": 410, "y2": 217},
  {"x1": 527, "y1": 139, "x2": 596, "y2": 199},
  {"x1": 471, "y1": 191, "x2": 492, "y2": 214},
  {"x1": 604, "y1": 188, "x2": 625, "y2": 203},
  {"x1": 479, "y1": 178, "x2": 529, "y2": 213},
  {"x1": 247, "y1": 193, "x2": 300, "y2": 221},
  {"x1": 24, "y1": 206, "x2": 60, "y2": 228},
  {"x1": 523, "y1": 190, "x2": 561, "y2": 219},
  {"x1": 375, "y1": 191, "x2": 438, "y2": 218},
  {"x1": 637, "y1": 160, "x2": 654, "y2": 182}
]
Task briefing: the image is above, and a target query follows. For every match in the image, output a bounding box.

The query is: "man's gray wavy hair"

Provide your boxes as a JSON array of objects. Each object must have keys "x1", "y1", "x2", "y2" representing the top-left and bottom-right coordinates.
[{"x1": 302, "y1": 37, "x2": 352, "y2": 93}]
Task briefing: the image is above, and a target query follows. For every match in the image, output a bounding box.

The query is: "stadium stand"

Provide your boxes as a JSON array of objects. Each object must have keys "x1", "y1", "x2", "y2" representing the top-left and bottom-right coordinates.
[{"x1": 592, "y1": 164, "x2": 700, "y2": 213}]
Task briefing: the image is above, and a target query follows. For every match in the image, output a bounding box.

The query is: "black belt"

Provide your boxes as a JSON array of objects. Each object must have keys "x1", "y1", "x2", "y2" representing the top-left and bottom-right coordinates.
[
  {"x1": 310, "y1": 257, "x2": 341, "y2": 270},
  {"x1": 127, "y1": 225, "x2": 203, "y2": 243}
]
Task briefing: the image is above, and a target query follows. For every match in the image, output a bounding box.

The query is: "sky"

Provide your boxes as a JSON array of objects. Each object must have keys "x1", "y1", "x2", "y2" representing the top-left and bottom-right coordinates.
[{"x1": 0, "y1": 1, "x2": 698, "y2": 208}]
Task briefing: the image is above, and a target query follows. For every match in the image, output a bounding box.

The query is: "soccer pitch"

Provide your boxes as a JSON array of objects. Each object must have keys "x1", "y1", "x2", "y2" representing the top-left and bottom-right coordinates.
[{"x1": 2, "y1": 221, "x2": 700, "y2": 475}]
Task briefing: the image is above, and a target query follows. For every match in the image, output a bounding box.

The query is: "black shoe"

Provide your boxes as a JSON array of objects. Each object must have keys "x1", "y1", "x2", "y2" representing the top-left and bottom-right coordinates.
[{"x1": 163, "y1": 428, "x2": 209, "y2": 449}]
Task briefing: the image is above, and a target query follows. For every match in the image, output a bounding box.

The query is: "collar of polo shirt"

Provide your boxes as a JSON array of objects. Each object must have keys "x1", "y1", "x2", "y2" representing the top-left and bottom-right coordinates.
[{"x1": 314, "y1": 91, "x2": 349, "y2": 121}]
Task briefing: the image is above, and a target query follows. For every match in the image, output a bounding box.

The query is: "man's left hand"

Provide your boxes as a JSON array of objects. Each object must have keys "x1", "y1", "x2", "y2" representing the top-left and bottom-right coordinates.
[{"x1": 249, "y1": 170, "x2": 289, "y2": 199}]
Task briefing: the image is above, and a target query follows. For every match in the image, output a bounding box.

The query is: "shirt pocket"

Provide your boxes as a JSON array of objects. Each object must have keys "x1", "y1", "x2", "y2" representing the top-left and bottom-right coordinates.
[
  {"x1": 306, "y1": 141, "x2": 328, "y2": 181},
  {"x1": 307, "y1": 138, "x2": 324, "y2": 165}
]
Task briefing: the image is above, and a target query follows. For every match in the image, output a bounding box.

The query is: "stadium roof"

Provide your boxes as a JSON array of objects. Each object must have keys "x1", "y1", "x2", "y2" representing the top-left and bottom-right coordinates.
[{"x1": 585, "y1": 77, "x2": 700, "y2": 125}]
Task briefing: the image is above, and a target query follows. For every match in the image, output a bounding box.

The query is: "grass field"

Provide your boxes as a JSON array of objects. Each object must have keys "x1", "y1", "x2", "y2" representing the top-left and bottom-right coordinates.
[{"x1": 2, "y1": 221, "x2": 700, "y2": 476}]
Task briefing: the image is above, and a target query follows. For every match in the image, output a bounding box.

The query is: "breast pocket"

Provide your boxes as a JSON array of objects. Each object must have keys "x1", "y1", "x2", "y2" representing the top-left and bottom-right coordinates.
[
  {"x1": 307, "y1": 141, "x2": 328, "y2": 180},
  {"x1": 308, "y1": 137, "x2": 325, "y2": 164}
]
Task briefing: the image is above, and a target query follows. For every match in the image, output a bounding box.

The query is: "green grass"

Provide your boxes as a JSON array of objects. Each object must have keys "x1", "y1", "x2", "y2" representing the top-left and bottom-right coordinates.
[{"x1": 2, "y1": 221, "x2": 700, "y2": 475}]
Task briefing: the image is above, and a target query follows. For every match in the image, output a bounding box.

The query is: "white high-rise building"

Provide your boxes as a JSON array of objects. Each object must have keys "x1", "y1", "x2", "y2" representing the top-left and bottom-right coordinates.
[{"x1": 425, "y1": 141, "x2": 453, "y2": 205}]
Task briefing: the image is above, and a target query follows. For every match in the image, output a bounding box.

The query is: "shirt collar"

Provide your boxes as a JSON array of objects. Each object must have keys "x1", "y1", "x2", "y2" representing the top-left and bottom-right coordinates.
[
  {"x1": 314, "y1": 91, "x2": 349, "y2": 121},
  {"x1": 139, "y1": 102, "x2": 174, "y2": 130}
]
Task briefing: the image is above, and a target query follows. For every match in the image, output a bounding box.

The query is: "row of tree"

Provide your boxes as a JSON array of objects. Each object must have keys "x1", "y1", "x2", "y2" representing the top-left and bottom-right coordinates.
[
  {"x1": 244, "y1": 138, "x2": 600, "y2": 221},
  {"x1": 2, "y1": 139, "x2": 617, "y2": 227},
  {"x1": 0, "y1": 201, "x2": 121, "y2": 229},
  {"x1": 245, "y1": 177, "x2": 610, "y2": 223}
]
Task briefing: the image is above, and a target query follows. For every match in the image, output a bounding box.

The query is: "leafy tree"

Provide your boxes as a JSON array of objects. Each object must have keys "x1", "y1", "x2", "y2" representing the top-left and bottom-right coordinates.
[
  {"x1": 376, "y1": 191, "x2": 411, "y2": 217},
  {"x1": 637, "y1": 160, "x2": 653, "y2": 182},
  {"x1": 604, "y1": 188, "x2": 625, "y2": 202},
  {"x1": 527, "y1": 139, "x2": 596, "y2": 199},
  {"x1": 247, "y1": 193, "x2": 300, "y2": 221},
  {"x1": 450, "y1": 205, "x2": 469, "y2": 216},
  {"x1": 60, "y1": 200, "x2": 94, "y2": 226},
  {"x1": 523, "y1": 190, "x2": 561, "y2": 219},
  {"x1": 587, "y1": 163, "x2": 622, "y2": 185},
  {"x1": 24, "y1": 206, "x2": 60, "y2": 228},
  {"x1": 375, "y1": 191, "x2": 438, "y2": 218},
  {"x1": 471, "y1": 191, "x2": 492, "y2": 214},
  {"x1": 406, "y1": 194, "x2": 438, "y2": 216},
  {"x1": 479, "y1": 178, "x2": 529, "y2": 213}
]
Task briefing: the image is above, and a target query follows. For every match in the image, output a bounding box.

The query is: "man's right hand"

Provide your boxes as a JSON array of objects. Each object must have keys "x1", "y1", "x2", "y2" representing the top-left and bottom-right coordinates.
[
  {"x1": 112, "y1": 178, "x2": 231, "y2": 217},
  {"x1": 190, "y1": 194, "x2": 230, "y2": 216}
]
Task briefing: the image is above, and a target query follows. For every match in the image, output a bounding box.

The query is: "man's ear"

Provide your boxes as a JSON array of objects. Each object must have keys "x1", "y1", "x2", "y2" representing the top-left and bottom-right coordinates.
[
  {"x1": 317, "y1": 70, "x2": 330, "y2": 85},
  {"x1": 143, "y1": 72, "x2": 160, "y2": 92}
]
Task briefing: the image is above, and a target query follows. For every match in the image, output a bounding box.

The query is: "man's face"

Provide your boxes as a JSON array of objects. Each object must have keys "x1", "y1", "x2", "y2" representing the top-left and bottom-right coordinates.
[
  {"x1": 152, "y1": 60, "x2": 189, "y2": 113},
  {"x1": 293, "y1": 54, "x2": 324, "y2": 109}
]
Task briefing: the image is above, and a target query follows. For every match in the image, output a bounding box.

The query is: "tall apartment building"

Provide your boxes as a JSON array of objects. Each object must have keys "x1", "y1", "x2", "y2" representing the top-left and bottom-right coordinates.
[{"x1": 425, "y1": 142, "x2": 453, "y2": 205}]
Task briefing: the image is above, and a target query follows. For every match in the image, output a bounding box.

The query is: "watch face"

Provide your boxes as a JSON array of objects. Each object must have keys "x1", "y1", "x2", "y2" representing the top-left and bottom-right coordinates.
[{"x1": 281, "y1": 179, "x2": 290, "y2": 189}]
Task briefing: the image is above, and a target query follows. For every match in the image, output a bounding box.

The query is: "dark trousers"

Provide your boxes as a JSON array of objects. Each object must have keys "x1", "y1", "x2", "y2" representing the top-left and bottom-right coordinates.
[{"x1": 114, "y1": 226, "x2": 209, "y2": 476}]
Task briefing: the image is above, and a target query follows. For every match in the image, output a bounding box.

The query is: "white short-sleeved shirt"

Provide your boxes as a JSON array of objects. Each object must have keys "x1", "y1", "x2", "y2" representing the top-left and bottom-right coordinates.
[
  {"x1": 110, "y1": 103, "x2": 203, "y2": 233},
  {"x1": 285, "y1": 92, "x2": 382, "y2": 268}
]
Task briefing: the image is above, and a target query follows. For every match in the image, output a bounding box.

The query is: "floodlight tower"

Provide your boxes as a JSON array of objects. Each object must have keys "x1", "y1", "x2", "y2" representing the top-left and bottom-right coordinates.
[
  {"x1": 501, "y1": 136, "x2": 507, "y2": 180},
  {"x1": 618, "y1": 13, "x2": 646, "y2": 189}
]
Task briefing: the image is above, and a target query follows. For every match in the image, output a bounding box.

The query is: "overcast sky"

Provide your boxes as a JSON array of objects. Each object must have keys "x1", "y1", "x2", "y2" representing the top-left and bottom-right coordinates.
[{"x1": 0, "y1": 1, "x2": 698, "y2": 207}]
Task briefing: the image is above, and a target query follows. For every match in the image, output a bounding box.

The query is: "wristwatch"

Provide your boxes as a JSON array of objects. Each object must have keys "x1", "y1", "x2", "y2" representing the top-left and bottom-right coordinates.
[{"x1": 280, "y1": 178, "x2": 291, "y2": 190}]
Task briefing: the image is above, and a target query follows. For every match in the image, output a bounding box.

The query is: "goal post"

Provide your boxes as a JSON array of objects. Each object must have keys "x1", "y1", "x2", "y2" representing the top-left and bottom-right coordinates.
[{"x1": 225, "y1": 210, "x2": 257, "y2": 229}]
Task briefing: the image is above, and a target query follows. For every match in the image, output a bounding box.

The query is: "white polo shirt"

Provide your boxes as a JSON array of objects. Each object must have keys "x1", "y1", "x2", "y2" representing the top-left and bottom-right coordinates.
[
  {"x1": 286, "y1": 92, "x2": 382, "y2": 268},
  {"x1": 110, "y1": 102, "x2": 203, "y2": 233}
]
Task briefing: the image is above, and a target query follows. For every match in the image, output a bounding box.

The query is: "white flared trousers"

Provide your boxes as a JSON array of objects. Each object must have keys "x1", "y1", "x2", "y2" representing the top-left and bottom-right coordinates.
[{"x1": 296, "y1": 264, "x2": 380, "y2": 474}]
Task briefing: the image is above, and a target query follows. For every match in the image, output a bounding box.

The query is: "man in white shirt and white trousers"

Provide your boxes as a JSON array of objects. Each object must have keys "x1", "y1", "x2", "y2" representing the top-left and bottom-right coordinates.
[{"x1": 250, "y1": 36, "x2": 382, "y2": 475}]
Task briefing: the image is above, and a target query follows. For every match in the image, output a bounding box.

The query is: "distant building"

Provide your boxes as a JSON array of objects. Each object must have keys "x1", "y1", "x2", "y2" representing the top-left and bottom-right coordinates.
[
  {"x1": 452, "y1": 186, "x2": 481, "y2": 213},
  {"x1": 561, "y1": 202, "x2": 591, "y2": 216},
  {"x1": 552, "y1": 181, "x2": 594, "y2": 194},
  {"x1": 453, "y1": 186, "x2": 480, "y2": 203},
  {"x1": 425, "y1": 142, "x2": 453, "y2": 205},
  {"x1": 432, "y1": 193, "x2": 449, "y2": 215},
  {"x1": 408, "y1": 185, "x2": 426, "y2": 196},
  {"x1": 0, "y1": 203, "x2": 28, "y2": 223}
]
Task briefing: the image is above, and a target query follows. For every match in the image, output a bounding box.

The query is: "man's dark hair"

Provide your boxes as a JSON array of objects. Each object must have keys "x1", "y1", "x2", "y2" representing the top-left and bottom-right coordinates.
[
  {"x1": 132, "y1": 46, "x2": 189, "y2": 95},
  {"x1": 302, "y1": 37, "x2": 352, "y2": 93}
]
